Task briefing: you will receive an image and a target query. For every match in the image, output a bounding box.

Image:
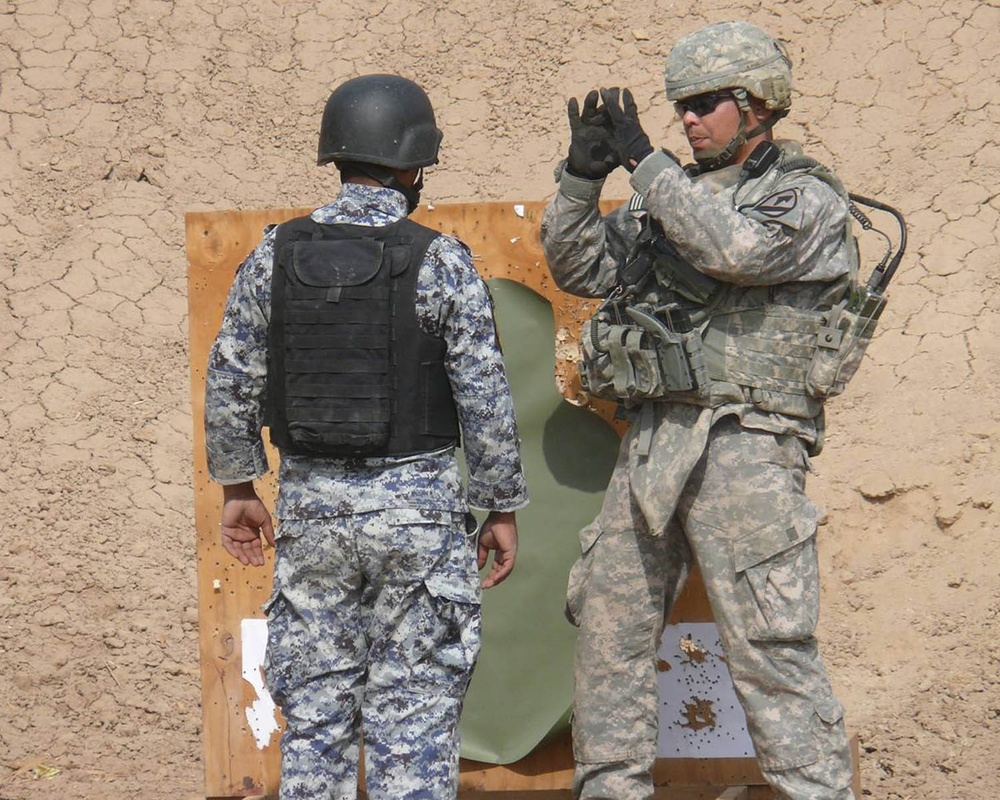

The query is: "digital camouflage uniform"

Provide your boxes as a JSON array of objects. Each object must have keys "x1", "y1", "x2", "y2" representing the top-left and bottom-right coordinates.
[
  {"x1": 206, "y1": 183, "x2": 528, "y2": 800},
  {"x1": 540, "y1": 142, "x2": 856, "y2": 800}
]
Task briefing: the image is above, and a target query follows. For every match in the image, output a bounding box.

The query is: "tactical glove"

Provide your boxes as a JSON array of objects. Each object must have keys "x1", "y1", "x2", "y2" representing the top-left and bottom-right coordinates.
[
  {"x1": 566, "y1": 90, "x2": 620, "y2": 180},
  {"x1": 600, "y1": 87, "x2": 654, "y2": 172}
]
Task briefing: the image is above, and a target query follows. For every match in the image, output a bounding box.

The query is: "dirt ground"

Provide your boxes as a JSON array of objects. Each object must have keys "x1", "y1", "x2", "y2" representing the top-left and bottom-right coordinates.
[{"x1": 1, "y1": 1, "x2": 999, "y2": 798}]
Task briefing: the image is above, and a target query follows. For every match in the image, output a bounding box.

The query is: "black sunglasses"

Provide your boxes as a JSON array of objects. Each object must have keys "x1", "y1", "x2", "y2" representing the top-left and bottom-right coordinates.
[{"x1": 674, "y1": 91, "x2": 733, "y2": 117}]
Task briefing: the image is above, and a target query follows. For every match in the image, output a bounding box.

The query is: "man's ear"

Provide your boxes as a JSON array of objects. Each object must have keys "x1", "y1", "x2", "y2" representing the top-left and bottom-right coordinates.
[
  {"x1": 393, "y1": 167, "x2": 421, "y2": 188},
  {"x1": 749, "y1": 96, "x2": 774, "y2": 125}
]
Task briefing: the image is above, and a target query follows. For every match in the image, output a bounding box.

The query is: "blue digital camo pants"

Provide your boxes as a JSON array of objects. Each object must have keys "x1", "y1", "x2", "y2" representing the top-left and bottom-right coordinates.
[
  {"x1": 567, "y1": 414, "x2": 855, "y2": 800},
  {"x1": 263, "y1": 509, "x2": 482, "y2": 800}
]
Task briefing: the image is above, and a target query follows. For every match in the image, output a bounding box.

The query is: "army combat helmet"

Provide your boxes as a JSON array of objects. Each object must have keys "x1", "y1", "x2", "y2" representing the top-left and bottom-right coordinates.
[
  {"x1": 317, "y1": 74, "x2": 442, "y2": 211},
  {"x1": 664, "y1": 21, "x2": 792, "y2": 168}
]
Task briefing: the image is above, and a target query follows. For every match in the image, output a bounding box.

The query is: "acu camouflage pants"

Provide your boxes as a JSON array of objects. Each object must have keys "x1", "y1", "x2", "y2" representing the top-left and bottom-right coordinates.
[
  {"x1": 263, "y1": 509, "x2": 481, "y2": 800},
  {"x1": 567, "y1": 415, "x2": 854, "y2": 800}
]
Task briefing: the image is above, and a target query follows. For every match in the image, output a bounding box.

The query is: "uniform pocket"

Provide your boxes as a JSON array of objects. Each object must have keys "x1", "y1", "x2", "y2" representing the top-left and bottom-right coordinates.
[
  {"x1": 426, "y1": 516, "x2": 483, "y2": 682},
  {"x1": 815, "y1": 695, "x2": 845, "y2": 727},
  {"x1": 565, "y1": 522, "x2": 604, "y2": 627},
  {"x1": 424, "y1": 571, "x2": 481, "y2": 606},
  {"x1": 733, "y1": 506, "x2": 820, "y2": 642},
  {"x1": 422, "y1": 572, "x2": 482, "y2": 691},
  {"x1": 260, "y1": 589, "x2": 291, "y2": 706},
  {"x1": 800, "y1": 695, "x2": 848, "y2": 769},
  {"x1": 756, "y1": 693, "x2": 849, "y2": 770}
]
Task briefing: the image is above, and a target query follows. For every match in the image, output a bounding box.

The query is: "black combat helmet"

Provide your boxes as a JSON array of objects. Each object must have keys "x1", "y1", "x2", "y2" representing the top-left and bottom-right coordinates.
[{"x1": 317, "y1": 74, "x2": 443, "y2": 169}]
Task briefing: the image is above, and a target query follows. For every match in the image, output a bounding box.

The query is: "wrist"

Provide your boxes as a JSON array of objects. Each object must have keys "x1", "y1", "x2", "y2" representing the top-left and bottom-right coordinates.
[
  {"x1": 565, "y1": 159, "x2": 605, "y2": 181},
  {"x1": 556, "y1": 163, "x2": 606, "y2": 200},
  {"x1": 223, "y1": 481, "x2": 258, "y2": 502},
  {"x1": 629, "y1": 149, "x2": 679, "y2": 194},
  {"x1": 633, "y1": 143, "x2": 655, "y2": 164},
  {"x1": 625, "y1": 141, "x2": 654, "y2": 172}
]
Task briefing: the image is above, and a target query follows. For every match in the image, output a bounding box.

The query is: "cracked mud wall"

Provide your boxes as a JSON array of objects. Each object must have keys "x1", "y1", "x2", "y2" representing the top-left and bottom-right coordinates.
[{"x1": 1, "y1": 1, "x2": 998, "y2": 798}]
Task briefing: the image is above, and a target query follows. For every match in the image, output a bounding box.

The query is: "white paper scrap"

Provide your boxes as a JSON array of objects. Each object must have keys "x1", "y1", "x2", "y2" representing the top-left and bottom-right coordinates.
[{"x1": 242, "y1": 618, "x2": 280, "y2": 750}]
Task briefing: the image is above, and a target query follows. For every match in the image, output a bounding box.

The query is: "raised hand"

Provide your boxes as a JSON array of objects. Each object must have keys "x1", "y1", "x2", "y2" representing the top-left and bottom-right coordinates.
[
  {"x1": 566, "y1": 89, "x2": 621, "y2": 179},
  {"x1": 600, "y1": 87, "x2": 654, "y2": 172}
]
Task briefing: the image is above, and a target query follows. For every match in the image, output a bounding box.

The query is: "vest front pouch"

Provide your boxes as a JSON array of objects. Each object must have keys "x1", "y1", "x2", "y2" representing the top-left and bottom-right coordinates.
[
  {"x1": 580, "y1": 308, "x2": 659, "y2": 401},
  {"x1": 284, "y1": 237, "x2": 392, "y2": 452},
  {"x1": 579, "y1": 302, "x2": 704, "y2": 402}
]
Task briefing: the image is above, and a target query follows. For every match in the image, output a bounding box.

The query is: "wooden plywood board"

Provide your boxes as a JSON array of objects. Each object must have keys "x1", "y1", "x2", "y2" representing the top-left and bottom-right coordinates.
[
  {"x1": 452, "y1": 790, "x2": 749, "y2": 800},
  {"x1": 653, "y1": 733, "x2": 861, "y2": 795},
  {"x1": 188, "y1": 207, "x2": 310, "y2": 797},
  {"x1": 186, "y1": 201, "x2": 756, "y2": 797},
  {"x1": 458, "y1": 728, "x2": 772, "y2": 793},
  {"x1": 459, "y1": 715, "x2": 862, "y2": 794}
]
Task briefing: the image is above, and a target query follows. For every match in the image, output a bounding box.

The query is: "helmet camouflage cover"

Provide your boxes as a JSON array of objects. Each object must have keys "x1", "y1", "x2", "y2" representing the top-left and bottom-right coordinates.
[{"x1": 664, "y1": 21, "x2": 793, "y2": 112}]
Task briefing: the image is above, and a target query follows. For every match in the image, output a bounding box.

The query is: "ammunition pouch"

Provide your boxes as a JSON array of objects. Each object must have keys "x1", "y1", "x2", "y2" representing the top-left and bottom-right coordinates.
[
  {"x1": 580, "y1": 290, "x2": 884, "y2": 415},
  {"x1": 579, "y1": 300, "x2": 708, "y2": 402}
]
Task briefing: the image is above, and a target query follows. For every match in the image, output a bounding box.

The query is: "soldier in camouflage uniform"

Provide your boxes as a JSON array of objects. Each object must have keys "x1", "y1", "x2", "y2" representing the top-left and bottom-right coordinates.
[
  {"x1": 541, "y1": 22, "x2": 857, "y2": 800},
  {"x1": 205, "y1": 74, "x2": 528, "y2": 800}
]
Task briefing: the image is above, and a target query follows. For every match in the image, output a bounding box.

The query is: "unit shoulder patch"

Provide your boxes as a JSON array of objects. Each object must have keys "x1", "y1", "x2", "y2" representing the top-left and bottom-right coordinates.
[
  {"x1": 755, "y1": 188, "x2": 799, "y2": 217},
  {"x1": 744, "y1": 187, "x2": 805, "y2": 229}
]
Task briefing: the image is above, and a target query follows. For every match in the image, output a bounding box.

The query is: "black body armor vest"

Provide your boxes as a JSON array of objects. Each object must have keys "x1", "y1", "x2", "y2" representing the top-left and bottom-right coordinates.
[{"x1": 265, "y1": 215, "x2": 460, "y2": 457}]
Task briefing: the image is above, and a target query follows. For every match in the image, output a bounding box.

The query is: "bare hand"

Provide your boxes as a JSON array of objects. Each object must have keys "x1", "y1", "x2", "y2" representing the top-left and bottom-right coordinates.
[
  {"x1": 477, "y1": 511, "x2": 518, "y2": 589},
  {"x1": 220, "y1": 483, "x2": 275, "y2": 567}
]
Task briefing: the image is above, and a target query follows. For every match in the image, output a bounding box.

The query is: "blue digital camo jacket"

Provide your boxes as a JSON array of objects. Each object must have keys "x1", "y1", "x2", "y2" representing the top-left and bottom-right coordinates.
[{"x1": 205, "y1": 183, "x2": 529, "y2": 520}]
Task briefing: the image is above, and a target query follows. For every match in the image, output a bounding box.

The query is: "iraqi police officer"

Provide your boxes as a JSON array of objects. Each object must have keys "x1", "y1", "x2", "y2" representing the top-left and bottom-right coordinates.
[
  {"x1": 205, "y1": 73, "x2": 528, "y2": 800},
  {"x1": 541, "y1": 22, "x2": 858, "y2": 800}
]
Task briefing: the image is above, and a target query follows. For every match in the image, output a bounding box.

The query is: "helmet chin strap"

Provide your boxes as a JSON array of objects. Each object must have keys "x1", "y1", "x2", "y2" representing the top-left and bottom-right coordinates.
[
  {"x1": 693, "y1": 119, "x2": 747, "y2": 172},
  {"x1": 353, "y1": 163, "x2": 423, "y2": 213},
  {"x1": 693, "y1": 89, "x2": 782, "y2": 173}
]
